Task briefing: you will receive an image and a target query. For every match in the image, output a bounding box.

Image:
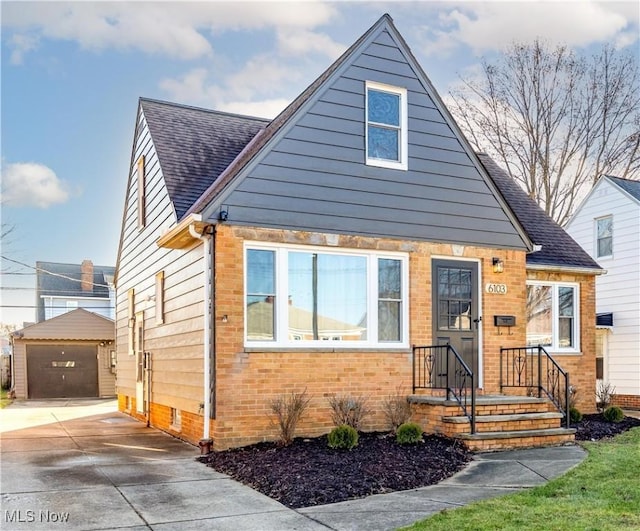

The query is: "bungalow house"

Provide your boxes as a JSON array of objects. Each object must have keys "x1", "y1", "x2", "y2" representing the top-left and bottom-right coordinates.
[
  {"x1": 115, "y1": 14, "x2": 601, "y2": 451},
  {"x1": 566, "y1": 176, "x2": 640, "y2": 409}
]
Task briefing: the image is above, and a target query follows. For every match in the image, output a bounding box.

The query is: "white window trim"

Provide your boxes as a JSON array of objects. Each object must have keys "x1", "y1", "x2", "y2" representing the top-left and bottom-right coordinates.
[
  {"x1": 365, "y1": 81, "x2": 408, "y2": 171},
  {"x1": 244, "y1": 242, "x2": 409, "y2": 349},
  {"x1": 526, "y1": 280, "x2": 581, "y2": 353},
  {"x1": 155, "y1": 271, "x2": 165, "y2": 325},
  {"x1": 594, "y1": 215, "x2": 613, "y2": 259}
]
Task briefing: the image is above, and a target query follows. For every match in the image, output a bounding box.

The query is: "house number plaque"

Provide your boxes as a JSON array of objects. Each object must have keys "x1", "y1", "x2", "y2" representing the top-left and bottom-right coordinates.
[{"x1": 485, "y1": 283, "x2": 508, "y2": 294}]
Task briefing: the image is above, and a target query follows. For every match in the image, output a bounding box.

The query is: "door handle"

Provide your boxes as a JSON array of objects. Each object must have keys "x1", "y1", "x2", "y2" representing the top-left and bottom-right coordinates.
[{"x1": 473, "y1": 316, "x2": 482, "y2": 329}]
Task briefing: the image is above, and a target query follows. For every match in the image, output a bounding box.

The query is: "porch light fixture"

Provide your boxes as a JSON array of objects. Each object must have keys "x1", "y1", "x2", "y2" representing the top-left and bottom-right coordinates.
[{"x1": 492, "y1": 257, "x2": 504, "y2": 274}]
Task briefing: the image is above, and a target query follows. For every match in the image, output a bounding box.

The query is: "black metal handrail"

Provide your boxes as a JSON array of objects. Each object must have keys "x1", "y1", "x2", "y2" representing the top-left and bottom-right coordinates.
[
  {"x1": 500, "y1": 345, "x2": 570, "y2": 429},
  {"x1": 413, "y1": 344, "x2": 476, "y2": 434}
]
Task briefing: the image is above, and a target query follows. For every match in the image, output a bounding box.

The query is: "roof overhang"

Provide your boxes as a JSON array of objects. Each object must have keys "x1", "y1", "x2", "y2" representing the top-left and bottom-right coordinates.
[
  {"x1": 156, "y1": 214, "x2": 209, "y2": 249},
  {"x1": 526, "y1": 264, "x2": 607, "y2": 276}
]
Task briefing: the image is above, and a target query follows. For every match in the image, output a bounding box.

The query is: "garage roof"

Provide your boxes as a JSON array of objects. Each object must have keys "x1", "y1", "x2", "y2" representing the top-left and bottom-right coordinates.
[{"x1": 13, "y1": 309, "x2": 115, "y2": 341}]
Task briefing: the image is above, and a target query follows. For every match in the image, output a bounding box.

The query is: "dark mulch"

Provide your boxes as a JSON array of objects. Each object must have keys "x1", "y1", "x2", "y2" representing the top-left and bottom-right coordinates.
[
  {"x1": 573, "y1": 412, "x2": 640, "y2": 441},
  {"x1": 198, "y1": 414, "x2": 640, "y2": 509},
  {"x1": 198, "y1": 432, "x2": 472, "y2": 508}
]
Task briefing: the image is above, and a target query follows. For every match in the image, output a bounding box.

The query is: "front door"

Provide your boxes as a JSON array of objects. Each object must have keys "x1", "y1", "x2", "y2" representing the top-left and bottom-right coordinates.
[{"x1": 432, "y1": 259, "x2": 479, "y2": 387}]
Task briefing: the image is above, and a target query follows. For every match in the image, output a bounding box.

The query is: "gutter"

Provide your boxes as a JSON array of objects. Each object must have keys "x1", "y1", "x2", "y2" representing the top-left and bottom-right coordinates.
[
  {"x1": 526, "y1": 263, "x2": 607, "y2": 276},
  {"x1": 188, "y1": 223, "x2": 215, "y2": 447}
]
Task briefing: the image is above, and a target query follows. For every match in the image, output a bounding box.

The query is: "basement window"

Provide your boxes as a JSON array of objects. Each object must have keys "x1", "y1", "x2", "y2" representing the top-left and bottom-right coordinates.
[{"x1": 171, "y1": 408, "x2": 182, "y2": 430}]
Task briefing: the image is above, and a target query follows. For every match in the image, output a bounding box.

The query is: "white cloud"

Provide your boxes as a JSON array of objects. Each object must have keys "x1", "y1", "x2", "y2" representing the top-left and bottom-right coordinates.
[
  {"x1": 9, "y1": 33, "x2": 40, "y2": 65},
  {"x1": 1, "y1": 162, "x2": 70, "y2": 208},
  {"x1": 415, "y1": 1, "x2": 638, "y2": 56},
  {"x1": 159, "y1": 53, "x2": 314, "y2": 118},
  {"x1": 2, "y1": 1, "x2": 338, "y2": 62},
  {"x1": 276, "y1": 28, "x2": 346, "y2": 58},
  {"x1": 221, "y1": 99, "x2": 291, "y2": 119}
]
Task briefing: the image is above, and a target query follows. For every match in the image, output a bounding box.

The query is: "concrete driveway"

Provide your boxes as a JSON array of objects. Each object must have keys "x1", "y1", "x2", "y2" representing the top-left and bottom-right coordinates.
[
  {"x1": 0, "y1": 399, "x2": 324, "y2": 530},
  {"x1": 0, "y1": 399, "x2": 586, "y2": 530}
]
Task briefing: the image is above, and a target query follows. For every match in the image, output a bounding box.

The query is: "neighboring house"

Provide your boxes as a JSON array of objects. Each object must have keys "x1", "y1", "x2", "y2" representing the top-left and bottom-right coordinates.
[
  {"x1": 36, "y1": 260, "x2": 115, "y2": 322},
  {"x1": 566, "y1": 176, "x2": 640, "y2": 409},
  {"x1": 10, "y1": 309, "x2": 116, "y2": 399},
  {"x1": 115, "y1": 14, "x2": 601, "y2": 451}
]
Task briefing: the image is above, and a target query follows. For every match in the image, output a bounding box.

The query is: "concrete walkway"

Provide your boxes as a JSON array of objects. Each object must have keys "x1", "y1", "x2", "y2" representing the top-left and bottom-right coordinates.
[{"x1": 0, "y1": 399, "x2": 586, "y2": 530}]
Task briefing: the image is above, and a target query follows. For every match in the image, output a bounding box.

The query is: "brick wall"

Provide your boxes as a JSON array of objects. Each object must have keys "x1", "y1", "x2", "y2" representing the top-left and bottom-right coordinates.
[
  {"x1": 118, "y1": 225, "x2": 598, "y2": 449},
  {"x1": 612, "y1": 394, "x2": 640, "y2": 409},
  {"x1": 210, "y1": 225, "x2": 535, "y2": 449}
]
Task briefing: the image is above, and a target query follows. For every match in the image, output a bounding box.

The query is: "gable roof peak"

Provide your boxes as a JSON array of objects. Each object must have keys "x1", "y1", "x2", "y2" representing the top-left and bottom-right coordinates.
[{"x1": 604, "y1": 175, "x2": 640, "y2": 202}]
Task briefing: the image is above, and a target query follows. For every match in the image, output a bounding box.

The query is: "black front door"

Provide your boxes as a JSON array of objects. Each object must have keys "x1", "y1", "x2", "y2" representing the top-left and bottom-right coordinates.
[{"x1": 432, "y1": 259, "x2": 479, "y2": 388}]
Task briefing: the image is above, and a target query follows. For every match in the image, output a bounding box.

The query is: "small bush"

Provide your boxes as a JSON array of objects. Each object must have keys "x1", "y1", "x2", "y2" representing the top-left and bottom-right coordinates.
[
  {"x1": 396, "y1": 422, "x2": 423, "y2": 444},
  {"x1": 595, "y1": 381, "x2": 616, "y2": 412},
  {"x1": 569, "y1": 407, "x2": 583, "y2": 423},
  {"x1": 328, "y1": 425, "x2": 359, "y2": 450},
  {"x1": 327, "y1": 394, "x2": 371, "y2": 430},
  {"x1": 603, "y1": 405, "x2": 624, "y2": 423},
  {"x1": 382, "y1": 388, "x2": 412, "y2": 433},
  {"x1": 269, "y1": 389, "x2": 312, "y2": 446}
]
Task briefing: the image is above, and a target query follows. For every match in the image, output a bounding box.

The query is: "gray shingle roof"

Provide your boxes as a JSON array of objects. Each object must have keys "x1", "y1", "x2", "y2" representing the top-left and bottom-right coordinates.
[
  {"x1": 36, "y1": 261, "x2": 115, "y2": 322},
  {"x1": 478, "y1": 154, "x2": 602, "y2": 271},
  {"x1": 140, "y1": 99, "x2": 269, "y2": 221},
  {"x1": 607, "y1": 175, "x2": 640, "y2": 202},
  {"x1": 37, "y1": 261, "x2": 114, "y2": 298}
]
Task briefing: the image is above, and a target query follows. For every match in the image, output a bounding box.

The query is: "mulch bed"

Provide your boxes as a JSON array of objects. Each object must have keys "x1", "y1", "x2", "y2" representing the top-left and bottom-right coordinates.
[
  {"x1": 199, "y1": 414, "x2": 640, "y2": 509},
  {"x1": 198, "y1": 432, "x2": 471, "y2": 508},
  {"x1": 573, "y1": 412, "x2": 640, "y2": 441}
]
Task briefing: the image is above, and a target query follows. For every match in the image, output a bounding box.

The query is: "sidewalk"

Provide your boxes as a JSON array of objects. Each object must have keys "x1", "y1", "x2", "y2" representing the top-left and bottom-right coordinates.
[{"x1": 0, "y1": 399, "x2": 585, "y2": 530}]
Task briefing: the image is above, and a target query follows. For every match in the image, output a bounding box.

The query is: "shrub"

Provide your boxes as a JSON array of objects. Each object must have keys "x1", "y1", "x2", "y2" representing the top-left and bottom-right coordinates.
[
  {"x1": 595, "y1": 381, "x2": 616, "y2": 413},
  {"x1": 327, "y1": 394, "x2": 371, "y2": 430},
  {"x1": 328, "y1": 425, "x2": 359, "y2": 450},
  {"x1": 568, "y1": 385, "x2": 579, "y2": 409},
  {"x1": 382, "y1": 388, "x2": 412, "y2": 433},
  {"x1": 396, "y1": 422, "x2": 423, "y2": 444},
  {"x1": 603, "y1": 405, "x2": 624, "y2": 423},
  {"x1": 269, "y1": 389, "x2": 312, "y2": 446},
  {"x1": 569, "y1": 407, "x2": 583, "y2": 423}
]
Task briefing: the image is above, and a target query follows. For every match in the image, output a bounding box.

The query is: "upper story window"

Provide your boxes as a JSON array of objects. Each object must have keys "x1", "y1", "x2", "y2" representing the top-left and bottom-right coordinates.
[
  {"x1": 137, "y1": 155, "x2": 146, "y2": 229},
  {"x1": 526, "y1": 281, "x2": 580, "y2": 352},
  {"x1": 595, "y1": 216, "x2": 612, "y2": 258},
  {"x1": 365, "y1": 81, "x2": 408, "y2": 170},
  {"x1": 245, "y1": 243, "x2": 408, "y2": 348}
]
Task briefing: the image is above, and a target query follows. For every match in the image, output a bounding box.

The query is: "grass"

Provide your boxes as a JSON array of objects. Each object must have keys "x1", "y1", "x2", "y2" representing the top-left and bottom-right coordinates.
[
  {"x1": 403, "y1": 428, "x2": 640, "y2": 531},
  {"x1": 0, "y1": 387, "x2": 13, "y2": 408}
]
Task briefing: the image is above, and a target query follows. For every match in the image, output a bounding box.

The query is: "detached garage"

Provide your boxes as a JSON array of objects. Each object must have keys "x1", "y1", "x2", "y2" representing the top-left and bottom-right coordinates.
[{"x1": 11, "y1": 309, "x2": 116, "y2": 399}]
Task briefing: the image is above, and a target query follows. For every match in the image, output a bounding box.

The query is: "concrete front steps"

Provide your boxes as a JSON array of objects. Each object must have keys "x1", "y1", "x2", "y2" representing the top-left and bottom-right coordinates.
[{"x1": 409, "y1": 394, "x2": 576, "y2": 451}]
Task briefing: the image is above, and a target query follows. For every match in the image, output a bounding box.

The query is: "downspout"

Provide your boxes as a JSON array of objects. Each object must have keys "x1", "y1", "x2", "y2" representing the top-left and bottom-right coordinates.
[{"x1": 189, "y1": 223, "x2": 214, "y2": 449}]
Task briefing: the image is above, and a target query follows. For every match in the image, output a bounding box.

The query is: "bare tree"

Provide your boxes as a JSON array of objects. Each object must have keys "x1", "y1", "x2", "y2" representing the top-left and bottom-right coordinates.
[{"x1": 450, "y1": 40, "x2": 640, "y2": 225}]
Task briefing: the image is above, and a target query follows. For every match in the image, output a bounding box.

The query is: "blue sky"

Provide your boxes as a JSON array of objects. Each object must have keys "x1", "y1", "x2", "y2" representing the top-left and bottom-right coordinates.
[{"x1": 1, "y1": 0, "x2": 638, "y2": 327}]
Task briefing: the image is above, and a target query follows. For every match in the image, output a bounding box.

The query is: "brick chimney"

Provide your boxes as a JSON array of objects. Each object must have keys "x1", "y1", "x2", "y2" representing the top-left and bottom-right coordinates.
[{"x1": 81, "y1": 260, "x2": 93, "y2": 292}]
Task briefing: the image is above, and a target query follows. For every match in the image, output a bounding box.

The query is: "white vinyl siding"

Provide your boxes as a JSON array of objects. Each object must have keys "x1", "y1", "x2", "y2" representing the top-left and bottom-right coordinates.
[{"x1": 566, "y1": 178, "x2": 640, "y2": 395}]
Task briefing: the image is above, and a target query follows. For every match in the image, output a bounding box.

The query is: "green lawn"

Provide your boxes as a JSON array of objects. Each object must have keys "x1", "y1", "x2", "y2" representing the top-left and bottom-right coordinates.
[
  {"x1": 0, "y1": 388, "x2": 13, "y2": 408},
  {"x1": 403, "y1": 428, "x2": 640, "y2": 531}
]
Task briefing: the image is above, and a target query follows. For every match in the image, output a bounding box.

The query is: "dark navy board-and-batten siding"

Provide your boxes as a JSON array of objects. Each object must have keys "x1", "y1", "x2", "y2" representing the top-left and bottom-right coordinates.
[{"x1": 212, "y1": 29, "x2": 528, "y2": 250}]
